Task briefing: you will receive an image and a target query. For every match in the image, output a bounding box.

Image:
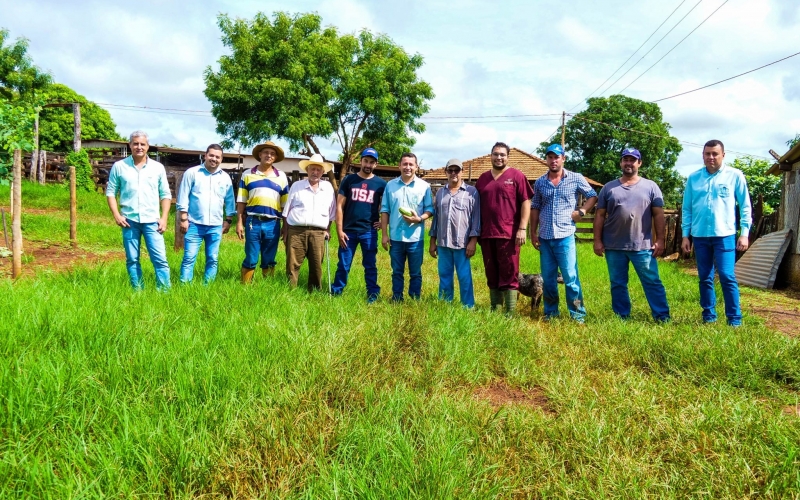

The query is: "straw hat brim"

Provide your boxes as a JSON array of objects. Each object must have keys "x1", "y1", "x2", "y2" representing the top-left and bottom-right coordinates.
[
  {"x1": 252, "y1": 143, "x2": 285, "y2": 163},
  {"x1": 298, "y1": 159, "x2": 333, "y2": 174}
]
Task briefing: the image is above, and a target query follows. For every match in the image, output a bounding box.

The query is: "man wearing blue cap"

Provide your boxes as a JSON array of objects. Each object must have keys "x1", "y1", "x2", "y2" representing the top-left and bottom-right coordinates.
[
  {"x1": 593, "y1": 148, "x2": 670, "y2": 322},
  {"x1": 530, "y1": 144, "x2": 597, "y2": 323},
  {"x1": 332, "y1": 148, "x2": 387, "y2": 302}
]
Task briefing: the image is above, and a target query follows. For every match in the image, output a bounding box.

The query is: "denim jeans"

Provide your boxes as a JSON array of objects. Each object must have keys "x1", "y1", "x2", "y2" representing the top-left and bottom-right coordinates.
[
  {"x1": 694, "y1": 235, "x2": 741, "y2": 325},
  {"x1": 389, "y1": 239, "x2": 424, "y2": 301},
  {"x1": 605, "y1": 249, "x2": 670, "y2": 321},
  {"x1": 180, "y1": 222, "x2": 223, "y2": 284},
  {"x1": 332, "y1": 230, "x2": 380, "y2": 300},
  {"x1": 539, "y1": 236, "x2": 586, "y2": 321},
  {"x1": 122, "y1": 219, "x2": 171, "y2": 290},
  {"x1": 437, "y1": 246, "x2": 475, "y2": 308},
  {"x1": 242, "y1": 216, "x2": 280, "y2": 269}
]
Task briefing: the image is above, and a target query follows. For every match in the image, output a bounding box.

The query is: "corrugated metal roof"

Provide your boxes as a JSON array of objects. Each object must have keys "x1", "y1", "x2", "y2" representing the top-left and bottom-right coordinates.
[{"x1": 735, "y1": 229, "x2": 793, "y2": 288}]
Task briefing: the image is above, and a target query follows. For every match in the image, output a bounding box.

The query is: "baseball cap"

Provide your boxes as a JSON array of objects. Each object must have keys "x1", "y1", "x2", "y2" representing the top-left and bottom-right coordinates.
[
  {"x1": 545, "y1": 144, "x2": 564, "y2": 156},
  {"x1": 445, "y1": 158, "x2": 463, "y2": 170},
  {"x1": 621, "y1": 147, "x2": 641, "y2": 160},
  {"x1": 361, "y1": 148, "x2": 379, "y2": 161}
]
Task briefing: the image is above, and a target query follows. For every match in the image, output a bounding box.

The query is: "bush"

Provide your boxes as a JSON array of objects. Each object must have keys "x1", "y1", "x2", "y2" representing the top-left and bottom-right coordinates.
[{"x1": 65, "y1": 149, "x2": 94, "y2": 192}]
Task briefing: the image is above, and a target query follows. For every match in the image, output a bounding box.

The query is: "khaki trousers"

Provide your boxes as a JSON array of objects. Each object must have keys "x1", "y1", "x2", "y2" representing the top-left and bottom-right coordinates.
[{"x1": 286, "y1": 225, "x2": 327, "y2": 291}]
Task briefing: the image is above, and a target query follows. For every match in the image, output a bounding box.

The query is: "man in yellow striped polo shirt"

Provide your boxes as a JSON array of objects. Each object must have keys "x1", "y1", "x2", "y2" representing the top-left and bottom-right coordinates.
[{"x1": 236, "y1": 141, "x2": 289, "y2": 283}]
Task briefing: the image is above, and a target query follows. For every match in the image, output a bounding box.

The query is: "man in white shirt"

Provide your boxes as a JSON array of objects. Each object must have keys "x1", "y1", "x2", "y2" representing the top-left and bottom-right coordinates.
[{"x1": 281, "y1": 154, "x2": 337, "y2": 291}]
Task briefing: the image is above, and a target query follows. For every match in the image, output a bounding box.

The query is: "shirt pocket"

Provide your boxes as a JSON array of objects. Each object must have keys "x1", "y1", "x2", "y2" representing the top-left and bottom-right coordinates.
[
  {"x1": 716, "y1": 185, "x2": 730, "y2": 198},
  {"x1": 216, "y1": 182, "x2": 229, "y2": 199}
]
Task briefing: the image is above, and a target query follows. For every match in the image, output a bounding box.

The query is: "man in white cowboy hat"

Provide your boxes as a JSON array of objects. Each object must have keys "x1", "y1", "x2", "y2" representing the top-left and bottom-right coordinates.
[
  {"x1": 236, "y1": 141, "x2": 289, "y2": 283},
  {"x1": 281, "y1": 154, "x2": 336, "y2": 291}
]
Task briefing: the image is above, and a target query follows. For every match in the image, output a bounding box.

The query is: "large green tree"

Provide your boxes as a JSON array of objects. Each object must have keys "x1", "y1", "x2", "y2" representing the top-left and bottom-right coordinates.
[
  {"x1": 0, "y1": 28, "x2": 51, "y2": 101},
  {"x1": 39, "y1": 83, "x2": 124, "y2": 152},
  {"x1": 538, "y1": 95, "x2": 684, "y2": 207},
  {"x1": 730, "y1": 156, "x2": 780, "y2": 215},
  {"x1": 204, "y1": 12, "x2": 434, "y2": 179}
]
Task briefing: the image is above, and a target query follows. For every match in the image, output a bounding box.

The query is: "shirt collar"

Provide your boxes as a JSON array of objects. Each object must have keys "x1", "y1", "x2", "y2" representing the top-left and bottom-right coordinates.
[
  {"x1": 200, "y1": 163, "x2": 224, "y2": 175},
  {"x1": 124, "y1": 155, "x2": 149, "y2": 168}
]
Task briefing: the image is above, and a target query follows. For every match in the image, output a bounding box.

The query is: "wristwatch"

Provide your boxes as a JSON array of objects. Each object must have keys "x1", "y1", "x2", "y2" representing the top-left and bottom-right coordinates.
[
  {"x1": 225, "y1": 218, "x2": 233, "y2": 224},
  {"x1": 578, "y1": 209, "x2": 586, "y2": 217}
]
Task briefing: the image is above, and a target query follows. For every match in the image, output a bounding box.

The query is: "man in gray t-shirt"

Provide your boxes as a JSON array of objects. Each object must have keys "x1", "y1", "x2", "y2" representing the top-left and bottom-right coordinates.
[{"x1": 593, "y1": 148, "x2": 670, "y2": 322}]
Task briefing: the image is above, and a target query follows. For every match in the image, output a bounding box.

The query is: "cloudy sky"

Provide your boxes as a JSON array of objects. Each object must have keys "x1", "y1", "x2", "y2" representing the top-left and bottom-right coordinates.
[{"x1": 2, "y1": 0, "x2": 799, "y2": 174}]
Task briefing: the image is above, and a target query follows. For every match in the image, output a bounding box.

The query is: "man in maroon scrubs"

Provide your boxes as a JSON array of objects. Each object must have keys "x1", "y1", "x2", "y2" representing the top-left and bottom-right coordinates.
[{"x1": 475, "y1": 142, "x2": 534, "y2": 313}]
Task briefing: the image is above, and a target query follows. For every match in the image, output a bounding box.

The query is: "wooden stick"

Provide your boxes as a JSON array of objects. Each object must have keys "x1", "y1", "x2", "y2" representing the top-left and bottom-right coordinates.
[
  {"x1": 12, "y1": 149, "x2": 22, "y2": 278},
  {"x1": 69, "y1": 166, "x2": 77, "y2": 248},
  {"x1": 1, "y1": 209, "x2": 8, "y2": 248},
  {"x1": 38, "y1": 150, "x2": 46, "y2": 185},
  {"x1": 30, "y1": 114, "x2": 39, "y2": 181}
]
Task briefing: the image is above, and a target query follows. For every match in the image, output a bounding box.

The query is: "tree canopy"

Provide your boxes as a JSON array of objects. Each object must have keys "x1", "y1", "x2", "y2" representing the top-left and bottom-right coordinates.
[
  {"x1": 0, "y1": 29, "x2": 51, "y2": 101},
  {"x1": 538, "y1": 95, "x2": 684, "y2": 207},
  {"x1": 730, "y1": 156, "x2": 780, "y2": 215},
  {"x1": 40, "y1": 84, "x2": 124, "y2": 152},
  {"x1": 204, "y1": 11, "x2": 434, "y2": 177}
]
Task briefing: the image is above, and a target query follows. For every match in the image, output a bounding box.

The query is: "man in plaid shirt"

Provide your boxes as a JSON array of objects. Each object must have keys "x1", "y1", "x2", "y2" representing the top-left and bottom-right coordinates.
[{"x1": 530, "y1": 144, "x2": 597, "y2": 323}]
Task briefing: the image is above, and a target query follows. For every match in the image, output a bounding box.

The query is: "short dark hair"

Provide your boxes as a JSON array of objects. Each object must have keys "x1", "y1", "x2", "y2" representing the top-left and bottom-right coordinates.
[
  {"x1": 206, "y1": 143, "x2": 224, "y2": 154},
  {"x1": 703, "y1": 140, "x2": 724, "y2": 153},
  {"x1": 400, "y1": 152, "x2": 418, "y2": 165},
  {"x1": 491, "y1": 142, "x2": 510, "y2": 155}
]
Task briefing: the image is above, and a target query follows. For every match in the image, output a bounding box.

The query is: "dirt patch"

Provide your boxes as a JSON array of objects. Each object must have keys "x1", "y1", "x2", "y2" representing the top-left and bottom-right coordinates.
[
  {"x1": 782, "y1": 405, "x2": 800, "y2": 417},
  {"x1": 742, "y1": 288, "x2": 800, "y2": 338},
  {"x1": 473, "y1": 381, "x2": 554, "y2": 414},
  {"x1": 0, "y1": 239, "x2": 122, "y2": 278}
]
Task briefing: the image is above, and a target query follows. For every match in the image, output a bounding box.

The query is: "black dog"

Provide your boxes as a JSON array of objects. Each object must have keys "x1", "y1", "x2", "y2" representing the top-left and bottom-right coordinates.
[{"x1": 517, "y1": 273, "x2": 544, "y2": 316}]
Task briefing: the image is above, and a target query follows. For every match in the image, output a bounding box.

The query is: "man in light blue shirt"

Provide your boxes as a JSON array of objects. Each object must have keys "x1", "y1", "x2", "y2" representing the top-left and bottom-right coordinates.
[
  {"x1": 681, "y1": 139, "x2": 752, "y2": 326},
  {"x1": 380, "y1": 152, "x2": 434, "y2": 301},
  {"x1": 106, "y1": 131, "x2": 172, "y2": 290},
  {"x1": 176, "y1": 144, "x2": 236, "y2": 284}
]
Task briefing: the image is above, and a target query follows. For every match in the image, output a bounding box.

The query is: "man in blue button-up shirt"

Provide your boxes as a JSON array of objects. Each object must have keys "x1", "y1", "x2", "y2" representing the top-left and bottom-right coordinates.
[
  {"x1": 176, "y1": 144, "x2": 236, "y2": 284},
  {"x1": 381, "y1": 152, "x2": 434, "y2": 301},
  {"x1": 681, "y1": 139, "x2": 751, "y2": 326},
  {"x1": 106, "y1": 131, "x2": 172, "y2": 290}
]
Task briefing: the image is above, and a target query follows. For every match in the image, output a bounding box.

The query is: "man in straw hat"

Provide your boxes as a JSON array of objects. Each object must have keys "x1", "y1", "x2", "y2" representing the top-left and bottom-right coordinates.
[
  {"x1": 332, "y1": 147, "x2": 387, "y2": 303},
  {"x1": 236, "y1": 141, "x2": 289, "y2": 283},
  {"x1": 281, "y1": 154, "x2": 336, "y2": 291}
]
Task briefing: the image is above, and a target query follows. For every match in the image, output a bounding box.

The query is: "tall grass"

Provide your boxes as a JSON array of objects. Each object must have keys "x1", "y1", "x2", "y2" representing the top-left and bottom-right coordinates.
[{"x1": 0, "y1": 182, "x2": 798, "y2": 498}]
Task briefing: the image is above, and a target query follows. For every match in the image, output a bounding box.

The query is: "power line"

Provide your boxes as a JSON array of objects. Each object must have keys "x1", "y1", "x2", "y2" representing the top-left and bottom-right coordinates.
[
  {"x1": 618, "y1": 0, "x2": 729, "y2": 93},
  {"x1": 96, "y1": 102, "x2": 212, "y2": 114},
  {"x1": 651, "y1": 50, "x2": 800, "y2": 102},
  {"x1": 567, "y1": 0, "x2": 688, "y2": 112},
  {"x1": 566, "y1": 114, "x2": 768, "y2": 159},
  {"x1": 425, "y1": 118, "x2": 562, "y2": 125},
  {"x1": 599, "y1": 0, "x2": 705, "y2": 97},
  {"x1": 424, "y1": 113, "x2": 562, "y2": 120}
]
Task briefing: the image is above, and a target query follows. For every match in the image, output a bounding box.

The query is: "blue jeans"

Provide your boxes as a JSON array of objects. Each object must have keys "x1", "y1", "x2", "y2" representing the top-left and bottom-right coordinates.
[
  {"x1": 694, "y1": 235, "x2": 741, "y2": 325},
  {"x1": 180, "y1": 223, "x2": 223, "y2": 284},
  {"x1": 437, "y1": 246, "x2": 475, "y2": 308},
  {"x1": 332, "y1": 230, "x2": 380, "y2": 300},
  {"x1": 605, "y1": 249, "x2": 670, "y2": 321},
  {"x1": 540, "y1": 236, "x2": 586, "y2": 321},
  {"x1": 242, "y1": 216, "x2": 280, "y2": 269},
  {"x1": 389, "y1": 240, "x2": 424, "y2": 301},
  {"x1": 122, "y1": 219, "x2": 170, "y2": 291}
]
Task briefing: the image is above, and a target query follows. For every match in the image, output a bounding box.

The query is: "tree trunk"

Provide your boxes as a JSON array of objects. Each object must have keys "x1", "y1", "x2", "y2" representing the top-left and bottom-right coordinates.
[
  {"x1": 30, "y1": 115, "x2": 39, "y2": 181},
  {"x1": 11, "y1": 150, "x2": 22, "y2": 279},
  {"x1": 38, "y1": 151, "x2": 46, "y2": 185}
]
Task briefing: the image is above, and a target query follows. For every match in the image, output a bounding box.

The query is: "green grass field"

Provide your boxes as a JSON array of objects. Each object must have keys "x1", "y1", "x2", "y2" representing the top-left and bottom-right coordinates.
[{"x1": 1, "y1": 182, "x2": 799, "y2": 498}]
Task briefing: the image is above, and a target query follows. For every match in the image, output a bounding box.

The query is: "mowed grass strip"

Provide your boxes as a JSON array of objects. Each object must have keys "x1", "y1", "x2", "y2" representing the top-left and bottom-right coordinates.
[{"x1": 0, "y1": 182, "x2": 799, "y2": 498}]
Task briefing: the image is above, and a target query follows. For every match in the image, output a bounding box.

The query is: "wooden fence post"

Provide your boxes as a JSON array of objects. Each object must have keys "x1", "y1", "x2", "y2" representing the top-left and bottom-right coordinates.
[
  {"x1": 11, "y1": 149, "x2": 22, "y2": 279},
  {"x1": 30, "y1": 114, "x2": 39, "y2": 181},
  {"x1": 38, "y1": 151, "x2": 46, "y2": 185},
  {"x1": 173, "y1": 170, "x2": 185, "y2": 251},
  {"x1": 69, "y1": 166, "x2": 77, "y2": 248},
  {"x1": 73, "y1": 103, "x2": 81, "y2": 151}
]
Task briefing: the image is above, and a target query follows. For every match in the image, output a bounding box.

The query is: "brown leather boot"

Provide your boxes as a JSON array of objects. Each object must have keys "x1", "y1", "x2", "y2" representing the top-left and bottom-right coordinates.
[
  {"x1": 262, "y1": 267, "x2": 275, "y2": 278},
  {"x1": 241, "y1": 268, "x2": 255, "y2": 284}
]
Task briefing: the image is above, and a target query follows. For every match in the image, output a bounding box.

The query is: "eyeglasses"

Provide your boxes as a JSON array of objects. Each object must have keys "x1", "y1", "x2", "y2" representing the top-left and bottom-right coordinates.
[{"x1": 446, "y1": 169, "x2": 460, "y2": 174}]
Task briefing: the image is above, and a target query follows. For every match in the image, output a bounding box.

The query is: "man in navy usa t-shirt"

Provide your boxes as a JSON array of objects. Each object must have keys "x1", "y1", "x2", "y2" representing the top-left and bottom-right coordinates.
[{"x1": 332, "y1": 148, "x2": 387, "y2": 302}]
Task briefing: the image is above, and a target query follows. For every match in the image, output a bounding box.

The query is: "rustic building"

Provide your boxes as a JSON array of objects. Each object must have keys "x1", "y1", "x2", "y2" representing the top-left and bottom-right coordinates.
[{"x1": 767, "y1": 140, "x2": 800, "y2": 287}]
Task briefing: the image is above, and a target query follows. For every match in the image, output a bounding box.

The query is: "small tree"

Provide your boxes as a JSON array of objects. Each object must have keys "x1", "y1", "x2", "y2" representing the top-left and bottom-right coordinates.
[
  {"x1": 0, "y1": 100, "x2": 37, "y2": 185},
  {"x1": 40, "y1": 84, "x2": 123, "y2": 152},
  {"x1": 730, "y1": 156, "x2": 780, "y2": 215},
  {"x1": 538, "y1": 95, "x2": 684, "y2": 207},
  {"x1": 204, "y1": 12, "x2": 434, "y2": 181},
  {"x1": 0, "y1": 28, "x2": 51, "y2": 100}
]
